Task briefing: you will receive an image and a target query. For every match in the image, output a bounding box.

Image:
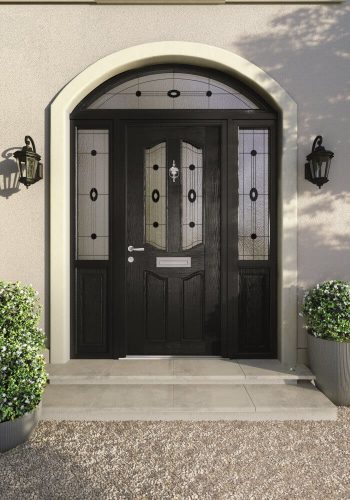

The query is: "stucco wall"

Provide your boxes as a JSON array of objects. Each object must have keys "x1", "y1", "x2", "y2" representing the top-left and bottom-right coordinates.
[{"x1": 0, "y1": 3, "x2": 349, "y2": 361}]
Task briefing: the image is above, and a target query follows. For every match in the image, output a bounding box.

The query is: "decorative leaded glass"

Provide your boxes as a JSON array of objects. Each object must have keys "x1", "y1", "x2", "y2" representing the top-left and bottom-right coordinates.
[
  {"x1": 238, "y1": 129, "x2": 269, "y2": 260},
  {"x1": 88, "y1": 72, "x2": 259, "y2": 110},
  {"x1": 145, "y1": 142, "x2": 167, "y2": 250},
  {"x1": 76, "y1": 129, "x2": 109, "y2": 260},
  {"x1": 181, "y1": 141, "x2": 203, "y2": 250}
]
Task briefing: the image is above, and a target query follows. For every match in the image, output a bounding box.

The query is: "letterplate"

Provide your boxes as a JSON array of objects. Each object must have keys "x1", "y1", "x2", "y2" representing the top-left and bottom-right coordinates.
[{"x1": 156, "y1": 257, "x2": 191, "y2": 268}]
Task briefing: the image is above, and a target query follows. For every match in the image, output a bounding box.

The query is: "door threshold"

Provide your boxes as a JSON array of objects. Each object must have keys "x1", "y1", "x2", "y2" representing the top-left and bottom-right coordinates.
[{"x1": 125, "y1": 355, "x2": 223, "y2": 360}]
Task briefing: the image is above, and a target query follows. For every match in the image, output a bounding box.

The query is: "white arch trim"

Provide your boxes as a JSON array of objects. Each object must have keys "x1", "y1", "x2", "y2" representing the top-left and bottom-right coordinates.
[{"x1": 50, "y1": 42, "x2": 297, "y2": 364}]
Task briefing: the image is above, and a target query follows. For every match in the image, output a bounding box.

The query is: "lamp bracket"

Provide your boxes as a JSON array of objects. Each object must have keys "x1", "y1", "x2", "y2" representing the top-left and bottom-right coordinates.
[{"x1": 24, "y1": 136, "x2": 36, "y2": 153}]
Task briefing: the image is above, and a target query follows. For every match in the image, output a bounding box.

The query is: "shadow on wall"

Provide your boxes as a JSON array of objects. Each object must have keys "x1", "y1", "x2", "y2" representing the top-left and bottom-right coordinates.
[
  {"x1": 236, "y1": 4, "x2": 350, "y2": 148},
  {"x1": 235, "y1": 5, "x2": 350, "y2": 350},
  {"x1": 0, "y1": 148, "x2": 21, "y2": 199}
]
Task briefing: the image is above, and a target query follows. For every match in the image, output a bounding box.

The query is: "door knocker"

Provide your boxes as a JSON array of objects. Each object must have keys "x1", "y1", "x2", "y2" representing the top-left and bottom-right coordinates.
[{"x1": 169, "y1": 160, "x2": 179, "y2": 183}]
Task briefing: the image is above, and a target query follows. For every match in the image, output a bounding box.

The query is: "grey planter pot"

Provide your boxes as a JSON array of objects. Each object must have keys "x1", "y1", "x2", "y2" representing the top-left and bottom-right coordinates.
[
  {"x1": 0, "y1": 404, "x2": 40, "y2": 453},
  {"x1": 308, "y1": 333, "x2": 350, "y2": 406}
]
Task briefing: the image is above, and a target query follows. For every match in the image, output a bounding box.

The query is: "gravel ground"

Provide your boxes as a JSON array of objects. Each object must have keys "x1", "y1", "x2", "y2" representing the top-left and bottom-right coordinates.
[{"x1": 1, "y1": 410, "x2": 350, "y2": 500}]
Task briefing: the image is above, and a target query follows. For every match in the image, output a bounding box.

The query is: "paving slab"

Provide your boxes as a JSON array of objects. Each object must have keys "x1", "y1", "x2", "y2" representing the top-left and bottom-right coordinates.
[
  {"x1": 42, "y1": 382, "x2": 336, "y2": 421},
  {"x1": 48, "y1": 358, "x2": 314, "y2": 384},
  {"x1": 238, "y1": 359, "x2": 314, "y2": 381},
  {"x1": 246, "y1": 381, "x2": 336, "y2": 413},
  {"x1": 43, "y1": 384, "x2": 173, "y2": 409},
  {"x1": 173, "y1": 357, "x2": 245, "y2": 380},
  {"x1": 173, "y1": 384, "x2": 253, "y2": 411},
  {"x1": 48, "y1": 359, "x2": 173, "y2": 377}
]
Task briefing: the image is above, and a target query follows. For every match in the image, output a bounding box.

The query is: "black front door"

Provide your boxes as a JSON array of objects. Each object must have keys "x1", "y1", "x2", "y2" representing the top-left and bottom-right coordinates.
[
  {"x1": 72, "y1": 115, "x2": 277, "y2": 360},
  {"x1": 126, "y1": 125, "x2": 221, "y2": 355}
]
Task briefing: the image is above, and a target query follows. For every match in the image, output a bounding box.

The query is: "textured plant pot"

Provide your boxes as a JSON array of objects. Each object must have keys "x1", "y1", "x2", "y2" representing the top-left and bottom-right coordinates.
[
  {"x1": 0, "y1": 404, "x2": 40, "y2": 453},
  {"x1": 308, "y1": 334, "x2": 350, "y2": 406}
]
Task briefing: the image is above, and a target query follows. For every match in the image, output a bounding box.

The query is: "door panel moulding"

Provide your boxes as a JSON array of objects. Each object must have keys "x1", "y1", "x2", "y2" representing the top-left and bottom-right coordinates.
[{"x1": 50, "y1": 41, "x2": 298, "y2": 365}]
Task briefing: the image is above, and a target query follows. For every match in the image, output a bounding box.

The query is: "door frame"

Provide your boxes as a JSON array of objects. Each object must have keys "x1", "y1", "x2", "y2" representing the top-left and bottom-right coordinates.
[
  {"x1": 70, "y1": 112, "x2": 277, "y2": 359},
  {"x1": 50, "y1": 42, "x2": 298, "y2": 364}
]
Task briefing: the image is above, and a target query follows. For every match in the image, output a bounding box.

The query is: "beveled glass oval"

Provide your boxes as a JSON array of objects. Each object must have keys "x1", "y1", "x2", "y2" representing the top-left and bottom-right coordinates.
[
  {"x1": 167, "y1": 89, "x2": 181, "y2": 98},
  {"x1": 90, "y1": 188, "x2": 98, "y2": 202},
  {"x1": 249, "y1": 188, "x2": 258, "y2": 202},
  {"x1": 152, "y1": 189, "x2": 160, "y2": 203},
  {"x1": 188, "y1": 189, "x2": 197, "y2": 203}
]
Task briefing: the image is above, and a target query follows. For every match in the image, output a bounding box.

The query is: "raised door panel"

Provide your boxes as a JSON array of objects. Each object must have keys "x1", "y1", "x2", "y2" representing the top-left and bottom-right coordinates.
[
  {"x1": 145, "y1": 272, "x2": 168, "y2": 342},
  {"x1": 183, "y1": 272, "x2": 204, "y2": 340},
  {"x1": 238, "y1": 267, "x2": 270, "y2": 355},
  {"x1": 76, "y1": 268, "x2": 108, "y2": 355}
]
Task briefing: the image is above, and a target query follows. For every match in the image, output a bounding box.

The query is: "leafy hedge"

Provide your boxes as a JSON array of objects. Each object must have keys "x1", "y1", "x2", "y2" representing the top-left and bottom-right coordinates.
[
  {"x1": 0, "y1": 282, "x2": 47, "y2": 423},
  {"x1": 302, "y1": 280, "x2": 350, "y2": 342}
]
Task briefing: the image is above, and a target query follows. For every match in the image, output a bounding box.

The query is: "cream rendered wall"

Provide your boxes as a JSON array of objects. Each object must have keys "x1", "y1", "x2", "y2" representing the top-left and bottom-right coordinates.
[{"x1": 0, "y1": 3, "x2": 349, "y2": 361}]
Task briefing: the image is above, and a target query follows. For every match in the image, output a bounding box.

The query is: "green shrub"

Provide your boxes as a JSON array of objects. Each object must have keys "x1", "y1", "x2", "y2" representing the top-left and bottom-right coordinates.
[
  {"x1": 302, "y1": 280, "x2": 350, "y2": 342},
  {"x1": 0, "y1": 282, "x2": 47, "y2": 423}
]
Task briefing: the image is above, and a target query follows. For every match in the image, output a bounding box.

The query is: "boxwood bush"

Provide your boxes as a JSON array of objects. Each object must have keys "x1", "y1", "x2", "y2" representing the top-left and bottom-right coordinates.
[
  {"x1": 0, "y1": 282, "x2": 47, "y2": 423},
  {"x1": 302, "y1": 280, "x2": 350, "y2": 342}
]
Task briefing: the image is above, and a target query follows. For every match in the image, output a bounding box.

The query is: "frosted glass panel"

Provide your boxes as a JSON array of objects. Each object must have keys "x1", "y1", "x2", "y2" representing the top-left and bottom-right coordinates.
[
  {"x1": 76, "y1": 129, "x2": 109, "y2": 260},
  {"x1": 145, "y1": 142, "x2": 167, "y2": 250},
  {"x1": 238, "y1": 129, "x2": 269, "y2": 260},
  {"x1": 181, "y1": 142, "x2": 203, "y2": 250},
  {"x1": 88, "y1": 72, "x2": 259, "y2": 110}
]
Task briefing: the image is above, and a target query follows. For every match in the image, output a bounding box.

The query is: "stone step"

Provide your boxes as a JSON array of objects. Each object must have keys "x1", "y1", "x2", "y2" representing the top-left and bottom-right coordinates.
[
  {"x1": 47, "y1": 358, "x2": 315, "y2": 385},
  {"x1": 42, "y1": 382, "x2": 336, "y2": 421}
]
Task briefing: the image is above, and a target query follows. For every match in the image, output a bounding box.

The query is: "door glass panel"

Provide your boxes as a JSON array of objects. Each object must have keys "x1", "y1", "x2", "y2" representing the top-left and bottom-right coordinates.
[
  {"x1": 181, "y1": 141, "x2": 203, "y2": 250},
  {"x1": 238, "y1": 129, "x2": 269, "y2": 260},
  {"x1": 76, "y1": 129, "x2": 109, "y2": 260},
  {"x1": 144, "y1": 142, "x2": 167, "y2": 250},
  {"x1": 88, "y1": 71, "x2": 259, "y2": 110}
]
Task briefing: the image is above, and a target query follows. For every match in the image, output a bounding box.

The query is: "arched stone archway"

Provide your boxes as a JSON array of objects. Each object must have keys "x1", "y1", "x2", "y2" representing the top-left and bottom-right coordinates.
[{"x1": 50, "y1": 42, "x2": 297, "y2": 364}]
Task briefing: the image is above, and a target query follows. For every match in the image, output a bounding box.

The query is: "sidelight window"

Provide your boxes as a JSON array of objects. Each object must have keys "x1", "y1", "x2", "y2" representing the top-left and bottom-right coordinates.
[
  {"x1": 76, "y1": 129, "x2": 109, "y2": 260},
  {"x1": 238, "y1": 128, "x2": 270, "y2": 260}
]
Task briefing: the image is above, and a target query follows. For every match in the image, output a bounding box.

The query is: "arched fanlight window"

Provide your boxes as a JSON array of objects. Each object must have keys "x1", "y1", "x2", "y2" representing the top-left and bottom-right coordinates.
[{"x1": 84, "y1": 66, "x2": 265, "y2": 111}]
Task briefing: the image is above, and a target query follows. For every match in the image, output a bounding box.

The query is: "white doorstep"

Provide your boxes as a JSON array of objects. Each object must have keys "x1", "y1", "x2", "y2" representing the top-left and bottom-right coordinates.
[
  {"x1": 42, "y1": 382, "x2": 336, "y2": 421},
  {"x1": 47, "y1": 358, "x2": 314, "y2": 385}
]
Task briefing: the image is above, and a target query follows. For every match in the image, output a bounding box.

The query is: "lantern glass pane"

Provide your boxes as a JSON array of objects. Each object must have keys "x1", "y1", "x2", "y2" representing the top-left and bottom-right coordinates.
[
  {"x1": 26, "y1": 157, "x2": 37, "y2": 180},
  {"x1": 17, "y1": 159, "x2": 24, "y2": 178},
  {"x1": 311, "y1": 159, "x2": 322, "y2": 179}
]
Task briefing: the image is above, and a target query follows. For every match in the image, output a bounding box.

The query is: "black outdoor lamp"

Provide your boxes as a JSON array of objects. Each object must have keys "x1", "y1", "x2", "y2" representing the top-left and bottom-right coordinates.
[
  {"x1": 305, "y1": 135, "x2": 334, "y2": 189},
  {"x1": 13, "y1": 136, "x2": 43, "y2": 188}
]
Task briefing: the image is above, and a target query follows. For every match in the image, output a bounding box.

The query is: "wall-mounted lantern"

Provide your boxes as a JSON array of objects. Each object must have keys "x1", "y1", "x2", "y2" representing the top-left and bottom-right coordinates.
[
  {"x1": 13, "y1": 136, "x2": 43, "y2": 188},
  {"x1": 305, "y1": 135, "x2": 334, "y2": 189}
]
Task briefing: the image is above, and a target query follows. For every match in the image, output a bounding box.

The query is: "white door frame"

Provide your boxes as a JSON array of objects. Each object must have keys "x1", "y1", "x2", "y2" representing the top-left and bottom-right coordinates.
[{"x1": 50, "y1": 41, "x2": 298, "y2": 364}]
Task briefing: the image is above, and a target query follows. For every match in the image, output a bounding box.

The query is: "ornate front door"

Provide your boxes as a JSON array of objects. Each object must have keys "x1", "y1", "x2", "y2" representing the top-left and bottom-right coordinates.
[
  {"x1": 126, "y1": 125, "x2": 221, "y2": 355},
  {"x1": 71, "y1": 65, "x2": 278, "y2": 360}
]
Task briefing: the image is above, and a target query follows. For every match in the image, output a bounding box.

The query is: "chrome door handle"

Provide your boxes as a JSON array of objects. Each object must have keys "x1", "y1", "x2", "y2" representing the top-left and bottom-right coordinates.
[{"x1": 128, "y1": 245, "x2": 145, "y2": 252}]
